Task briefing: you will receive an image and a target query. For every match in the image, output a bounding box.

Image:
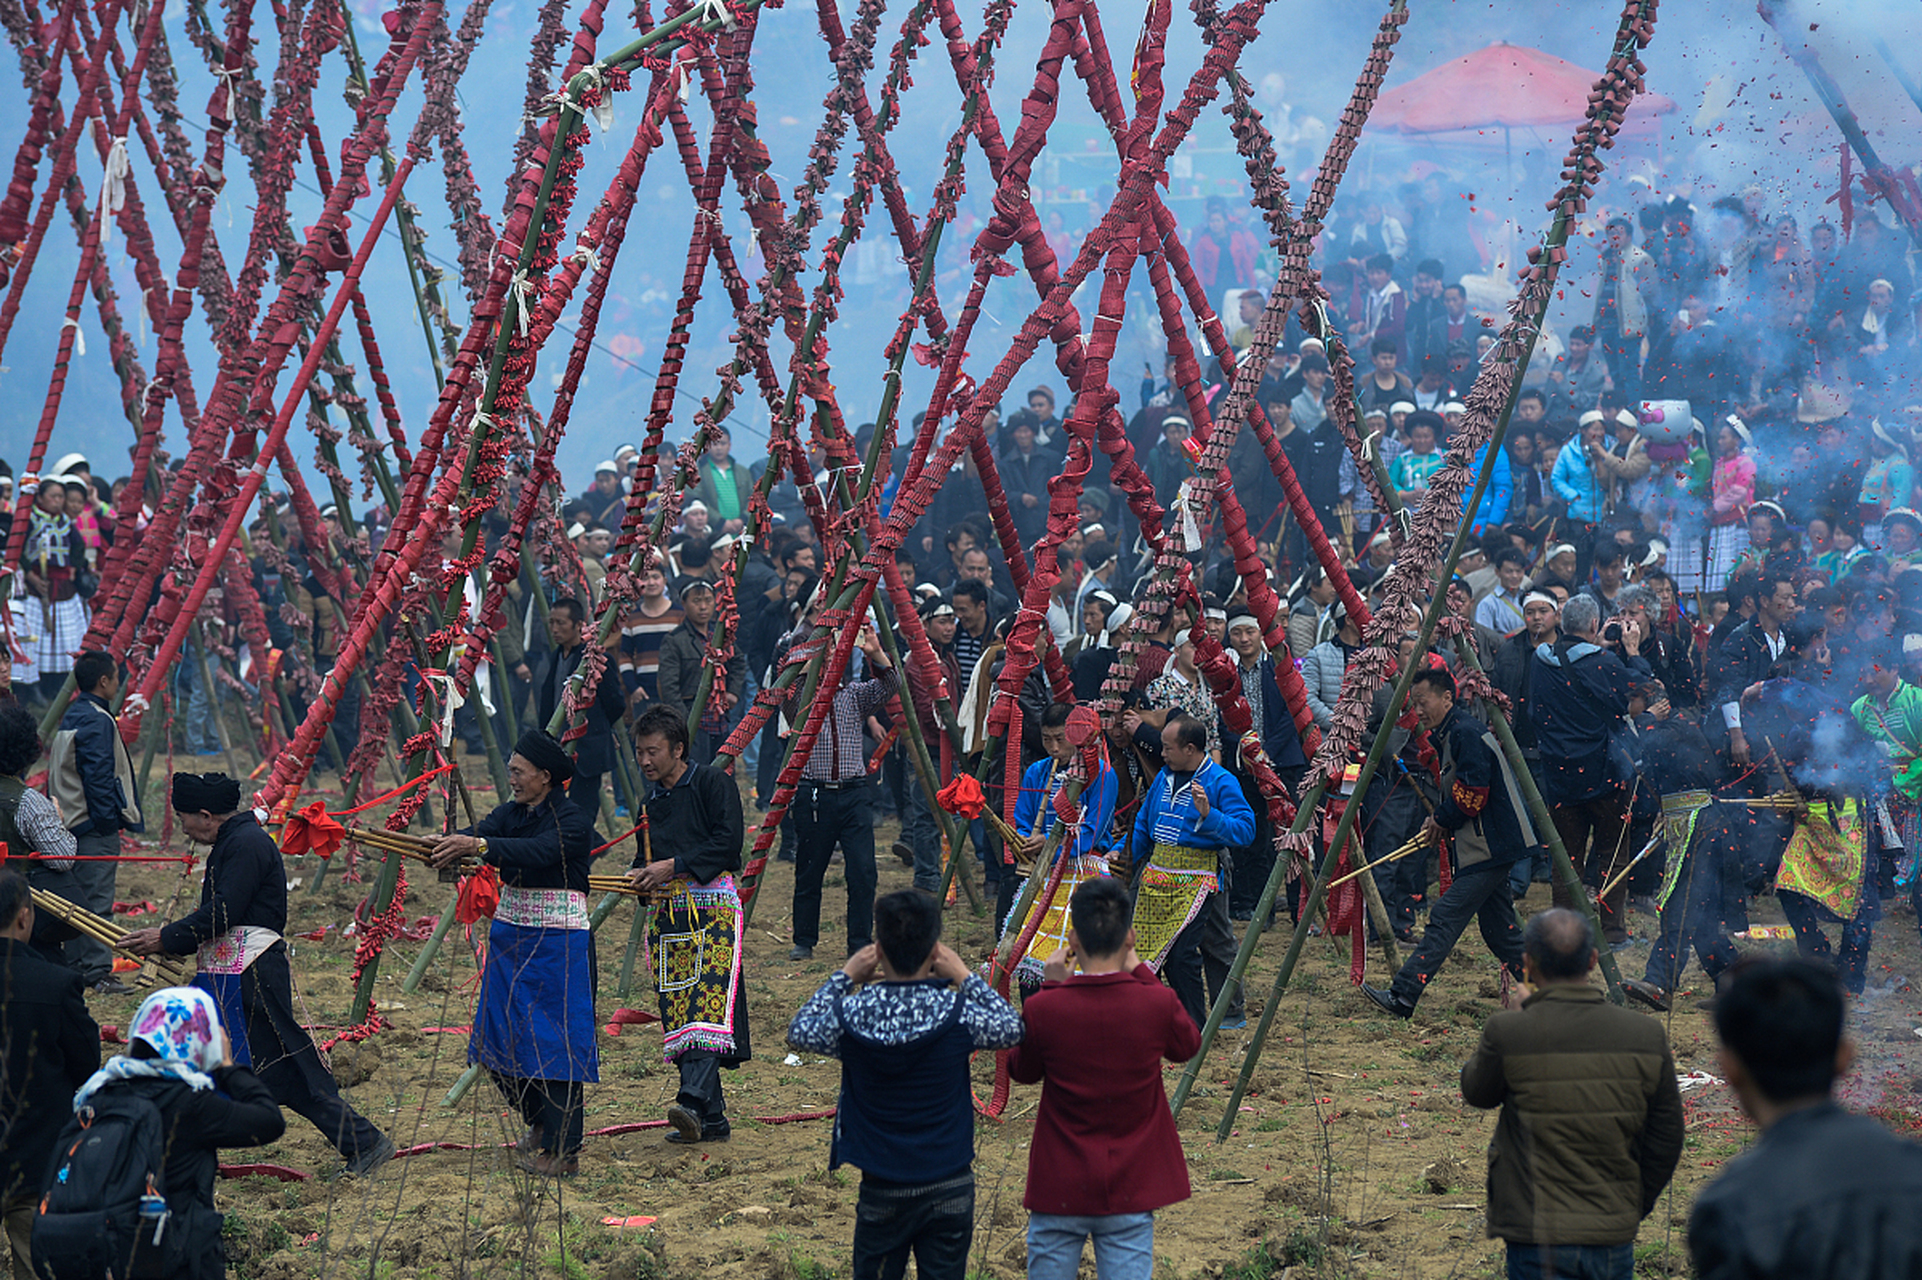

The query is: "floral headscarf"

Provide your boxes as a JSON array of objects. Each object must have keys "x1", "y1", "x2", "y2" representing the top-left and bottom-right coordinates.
[{"x1": 73, "y1": 986, "x2": 224, "y2": 1111}]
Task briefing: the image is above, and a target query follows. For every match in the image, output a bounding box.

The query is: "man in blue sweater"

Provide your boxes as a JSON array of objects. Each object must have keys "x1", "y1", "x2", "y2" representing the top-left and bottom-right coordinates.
[
  {"x1": 787, "y1": 890, "x2": 1023, "y2": 1280},
  {"x1": 1129, "y1": 712, "x2": 1257, "y2": 1031}
]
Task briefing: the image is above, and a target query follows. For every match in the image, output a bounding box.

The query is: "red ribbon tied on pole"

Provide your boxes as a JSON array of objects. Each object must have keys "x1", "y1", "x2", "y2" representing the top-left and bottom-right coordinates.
[
  {"x1": 936, "y1": 772, "x2": 988, "y2": 820},
  {"x1": 279, "y1": 801, "x2": 345, "y2": 859},
  {"x1": 455, "y1": 865, "x2": 501, "y2": 925}
]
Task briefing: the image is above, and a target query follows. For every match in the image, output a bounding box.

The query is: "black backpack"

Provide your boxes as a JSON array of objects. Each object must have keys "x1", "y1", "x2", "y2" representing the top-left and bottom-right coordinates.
[{"x1": 31, "y1": 1085, "x2": 191, "y2": 1280}]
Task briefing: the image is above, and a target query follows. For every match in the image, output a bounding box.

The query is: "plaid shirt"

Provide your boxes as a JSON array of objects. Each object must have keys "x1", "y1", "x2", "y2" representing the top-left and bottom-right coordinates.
[{"x1": 799, "y1": 666, "x2": 900, "y2": 782}]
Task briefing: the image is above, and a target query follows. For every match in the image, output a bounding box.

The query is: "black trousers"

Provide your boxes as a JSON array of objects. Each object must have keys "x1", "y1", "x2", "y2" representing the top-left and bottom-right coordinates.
[
  {"x1": 1389, "y1": 864, "x2": 1525, "y2": 1009},
  {"x1": 792, "y1": 782, "x2": 878, "y2": 953},
  {"x1": 1643, "y1": 850, "x2": 1741, "y2": 992},
  {"x1": 492, "y1": 1071, "x2": 585, "y2": 1155},
  {"x1": 1361, "y1": 773, "x2": 1425, "y2": 938},
  {"x1": 1163, "y1": 882, "x2": 1244, "y2": 1031},
  {"x1": 676, "y1": 1053, "x2": 728, "y2": 1134},
  {"x1": 850, "y1": 1172, "x2": 974, "y2": 1280},
  {"x1": 1551, "y1": 793, "x2": 1633, "y2": 943},
  {"x1": 243, "y1": 947, "x2": 387, "y2": 1160}
]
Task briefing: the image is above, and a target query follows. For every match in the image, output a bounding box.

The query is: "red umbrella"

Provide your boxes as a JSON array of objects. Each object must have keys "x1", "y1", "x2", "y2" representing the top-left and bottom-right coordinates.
[{"x1": 1370, "y1": 42, "x2": 1676, "y2": 140}]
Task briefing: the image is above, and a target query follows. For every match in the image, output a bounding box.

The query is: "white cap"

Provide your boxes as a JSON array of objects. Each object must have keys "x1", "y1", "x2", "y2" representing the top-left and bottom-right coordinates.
[
  {"x1": 1227, "y1": 614, "x2": 1260, "y2": 633},
  {"x1": 50, "y1": 452, "x2": 87, "y2": 475},
  {"x1": 1579, "y1": 409, "x2": 1607, "y2": 427},
  {"x1": 594, "y1": 459, "x2": 619, "y2": 474},
  {"x1": 1172, "y1": 628, "x2": 1194, "y2": 648},
  {"x1": 683, "y1": 499, "x2": 707, "y2": 515},
  {"x1": 1389, "y1": 401, "x2": 1416, "y2": 416},
  {"x1": 1523, "y1": 591, "x2": 1560, "y2": 610},
  {"x1": 1547, "y1": 543, "x2": 1576, "y2": 561},
  {"x1": 1441, "y1": 401, "x2": 1467, "y2": 415},
  {"x1": 566, "y1": 522, "x2": 587, "y2": 540}
]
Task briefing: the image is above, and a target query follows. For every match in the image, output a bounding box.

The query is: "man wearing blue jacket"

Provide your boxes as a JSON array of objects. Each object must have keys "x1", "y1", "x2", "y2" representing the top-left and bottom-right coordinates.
[
  {"x1": 1001, "y1": 704, "x2": 1120, "y2": 988},
  {"x1": 1130, "y1": 712, "x2": 1256, "y2": 1031},
  {"x1": 1364, "y1": 668, "x2": 1534, "y2": 1018},
  {"x1": 1550, "y1": 412, "x2": 1612, "y2": 577},
  {"x1": 46, "y1": 650, "x2": 143, "y2": 994},
  {"x1": 787, "y1": 890, "x2": 1023, "y2": 1280}
]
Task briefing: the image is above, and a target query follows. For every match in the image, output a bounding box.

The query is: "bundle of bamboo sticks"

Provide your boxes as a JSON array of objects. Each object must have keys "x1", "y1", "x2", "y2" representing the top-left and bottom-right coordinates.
[
  {"x1": 347, "y1": 827, "x2": 664, "y2": 900},
  {"x1": 30, "y1": 889, "x2": 193, "y2": 988},
  {"x1": 1325, "y1": 827, "x2": 1437, "y2": 890},
  {"x1": 1727, "y1": 791, "x2": 1806, "y2": 813}
]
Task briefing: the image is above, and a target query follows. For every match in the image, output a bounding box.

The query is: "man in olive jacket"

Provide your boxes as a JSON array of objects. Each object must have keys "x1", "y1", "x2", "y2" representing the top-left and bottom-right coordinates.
[{"x1": 1460, "y1": 908, "x2": 1683, "y2": 1280}]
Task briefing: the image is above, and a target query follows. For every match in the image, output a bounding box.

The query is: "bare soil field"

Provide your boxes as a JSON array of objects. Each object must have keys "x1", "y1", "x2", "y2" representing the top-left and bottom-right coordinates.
[{"x1": 48, "y1": 770, "x2": 1922, "y2": 1279}]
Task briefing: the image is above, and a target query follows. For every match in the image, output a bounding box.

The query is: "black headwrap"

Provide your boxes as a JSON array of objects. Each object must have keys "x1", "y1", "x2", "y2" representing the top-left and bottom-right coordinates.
[
  {"x1": 172, "y1": 772, "x2": 243, "y2": 814},
  {"x1": 513, "y1": 729, "x2": 575, "y2": 784}
]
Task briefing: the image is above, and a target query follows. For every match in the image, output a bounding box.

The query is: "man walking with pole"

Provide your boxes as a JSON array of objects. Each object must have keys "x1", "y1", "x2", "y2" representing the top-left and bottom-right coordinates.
[{"x1": 1363, "y1": 668, "x2": 1533, "y2": 1018}]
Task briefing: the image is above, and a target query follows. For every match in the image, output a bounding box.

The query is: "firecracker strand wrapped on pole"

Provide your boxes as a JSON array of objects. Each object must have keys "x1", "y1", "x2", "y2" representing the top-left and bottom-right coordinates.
[{"x1": 1173, "y1": 0, "x2": 1665, "y2": 1133}]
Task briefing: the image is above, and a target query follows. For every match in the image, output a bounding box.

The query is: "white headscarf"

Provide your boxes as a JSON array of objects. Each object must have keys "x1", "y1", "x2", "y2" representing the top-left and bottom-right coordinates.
[{"x1": 73, "y1": 986, "x2": 225, "y2": 1111}]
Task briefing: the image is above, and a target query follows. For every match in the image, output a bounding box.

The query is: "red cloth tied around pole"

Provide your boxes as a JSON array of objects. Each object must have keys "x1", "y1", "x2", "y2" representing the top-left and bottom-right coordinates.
[
  {"x1": 455, "y1": 864, "x2": 501, "y2": 924},
  {"x1": 936, "y1": 772, "x2": 988, "y2": 819},
  {"x1": 279, "y1": 801, "x2": 345, "y2": 859}
]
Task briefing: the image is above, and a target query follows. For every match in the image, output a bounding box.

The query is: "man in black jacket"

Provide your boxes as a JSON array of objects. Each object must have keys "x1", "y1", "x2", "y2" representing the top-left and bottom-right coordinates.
[
  {"x1": 1224, "y1": 615, "x2": 1309, "y2": 920},
  {"x1": 1690, "y1": 958, "x2": 1922, "y2": 1279},
  {"x1": 1706, "y1": 568, "x2": 1797, "y2": 769},
  {"x1": 535, "y1": 597, "x2": 630, "y2": 817},
  {"x1": 1492, "y1": 592, "x2": 1562, "y2": 892},
  {"x1": 627, "y1": 705, "x2": 751, "y2": 1144},
  {"x1": 122, "y1": 774, "x2": 394, "y2": 1175},
  {"x1": 1364, "y1": 668, "x2": 1534, "y2": 1018},
  {"x1": 45, "y1": 650, "x2": 144, "y2": 994},
  {"x1": 1530, "y1": 594, "x2": 1649, "y2": 945},
  {"x1": 0, "y1": 869, "x2": 98, "y2": 1280}
]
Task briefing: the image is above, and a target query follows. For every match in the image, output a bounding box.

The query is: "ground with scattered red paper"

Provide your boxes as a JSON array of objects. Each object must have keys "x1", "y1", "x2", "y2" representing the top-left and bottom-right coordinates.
[{"x1": 87, "y1": 771, "x2": 1922, "y2": 1280}]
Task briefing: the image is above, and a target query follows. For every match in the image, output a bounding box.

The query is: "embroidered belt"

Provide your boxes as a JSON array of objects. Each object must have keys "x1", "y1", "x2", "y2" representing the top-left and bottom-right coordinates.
[
  {"x1": 196, "y1": 925, "x2": 282, "y2": 976},
  {"x1": 496, "y1": 886, "x2": 590, "y2": 930}
]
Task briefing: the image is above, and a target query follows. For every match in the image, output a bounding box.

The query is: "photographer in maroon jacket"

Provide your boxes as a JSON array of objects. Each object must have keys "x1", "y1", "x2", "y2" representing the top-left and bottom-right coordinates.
[{"x1": 1009, "y1": 877, "x2": 1199, "y2": 1279}]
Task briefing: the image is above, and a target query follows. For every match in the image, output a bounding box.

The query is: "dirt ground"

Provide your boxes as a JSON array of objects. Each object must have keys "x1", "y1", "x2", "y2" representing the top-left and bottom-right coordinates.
[{"x1": 33, "y1": 768, "x2": 1922, "y2": 1280}]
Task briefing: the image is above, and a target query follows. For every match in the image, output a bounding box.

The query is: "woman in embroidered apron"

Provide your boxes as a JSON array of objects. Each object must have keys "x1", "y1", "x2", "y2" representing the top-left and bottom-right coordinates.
[
  {"x1": 625, "y1": 705, "x2": 751, "y2": 1145},
  {"x1": 121, "y1": 773, "x2": 395, "y2": 1175},
  {"x1": 1127, "y1": 712, "x2": 1256, "y2": 1033},
  {"x1": 430, "y1": 730, "x2": 603, "y2": 1176},
  {"x1": 1002, "y1": 704, "x2": 1118, "y2": 993}
]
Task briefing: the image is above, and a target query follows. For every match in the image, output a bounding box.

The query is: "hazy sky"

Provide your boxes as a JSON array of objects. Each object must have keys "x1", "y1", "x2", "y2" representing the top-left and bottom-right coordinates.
[{"x1": 2, "y1": 0, "x2": 1916, "y2": 499}]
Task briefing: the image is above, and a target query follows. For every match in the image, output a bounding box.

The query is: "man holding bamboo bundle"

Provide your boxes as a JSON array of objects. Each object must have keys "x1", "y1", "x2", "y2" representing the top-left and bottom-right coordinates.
[
  {"x1": 627, "y1": 704, "x2": 750, "y2": 1145},
  {"x1": 120, "y1": 772, "x2": 395, "y2": 1175},
  {"x1": 428, "y1": 730, "x2": 602, "y2": 1176},
  {"x1": 43, "y1": 651, "x2": 142, "y2": 994},
  {"x1": 1363, "y1": 668, "x2": 1532, "y2": 1019}
]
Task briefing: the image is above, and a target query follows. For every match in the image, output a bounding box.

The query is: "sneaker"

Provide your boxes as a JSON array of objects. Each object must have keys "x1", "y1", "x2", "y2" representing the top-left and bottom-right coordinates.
[
  {"x1": 788, "y1": 944, "x2": 813, "y2": 961},
  {"x1": 1608, "y1": 937, "x2": 1634, "y2": 953},
  {"x1": 1360, "y1": 984, "x2": 1414, "y2": 1019},
  {"x1": 665, "y1": 1105, "x2": 704, "y2": 1145},
  {"x1": 88, "y1": 976, "x2": 135, "y2": 997},
  {"x1": 1219, "y1": 1017, "x2": 1248, "y2": 1031},
  {"x1": 344, "y1": 1133, "x2": 396, "y2": 1177},
  {"x1": 1621, "y1": 979, "x2": 1670, "y2": 1011}
]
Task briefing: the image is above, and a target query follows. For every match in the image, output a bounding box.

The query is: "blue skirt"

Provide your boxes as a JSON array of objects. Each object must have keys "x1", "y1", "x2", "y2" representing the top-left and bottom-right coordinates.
[{"x1": 469, "y1": 919, "x2": 599, "y2": 1083}]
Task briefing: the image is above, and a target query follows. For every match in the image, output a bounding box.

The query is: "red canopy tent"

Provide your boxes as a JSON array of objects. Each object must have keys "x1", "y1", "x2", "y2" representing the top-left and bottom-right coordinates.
[{"x1": 1368, "y1": 42, "x2": 1677, "y2": 147}]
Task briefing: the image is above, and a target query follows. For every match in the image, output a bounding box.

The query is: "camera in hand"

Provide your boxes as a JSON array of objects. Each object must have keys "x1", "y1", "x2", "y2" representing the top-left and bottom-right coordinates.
[{"x1": 1603, "y1": 621, "x2": 1623, "y2": 645}]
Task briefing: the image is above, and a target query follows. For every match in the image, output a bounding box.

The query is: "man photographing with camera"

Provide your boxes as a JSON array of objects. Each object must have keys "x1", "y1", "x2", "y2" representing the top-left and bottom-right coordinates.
[{"x1": 1530, "y1": 594, "x2": 1650, "y2": 948}]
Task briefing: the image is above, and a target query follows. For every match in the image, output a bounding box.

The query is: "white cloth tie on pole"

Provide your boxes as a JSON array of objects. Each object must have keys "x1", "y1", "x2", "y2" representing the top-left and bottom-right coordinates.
[
  {"x1": 97, "y1": 136, "x2": 129, "y2": 245},
  {"x1": 61, "y1": 317, "x2": 85, "y2": 358}
]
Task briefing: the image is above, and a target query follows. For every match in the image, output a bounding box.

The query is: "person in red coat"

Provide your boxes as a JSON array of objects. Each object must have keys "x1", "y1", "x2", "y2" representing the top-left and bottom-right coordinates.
[{"x1": 1008, "y1": 877, "x2": 1199, "y2": 1279}]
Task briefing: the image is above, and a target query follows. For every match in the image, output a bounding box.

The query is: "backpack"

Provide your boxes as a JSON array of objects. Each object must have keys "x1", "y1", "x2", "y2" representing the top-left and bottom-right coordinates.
[{"x1": 31, "y1": 1085, "x2": 193, "y2": 1280}]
